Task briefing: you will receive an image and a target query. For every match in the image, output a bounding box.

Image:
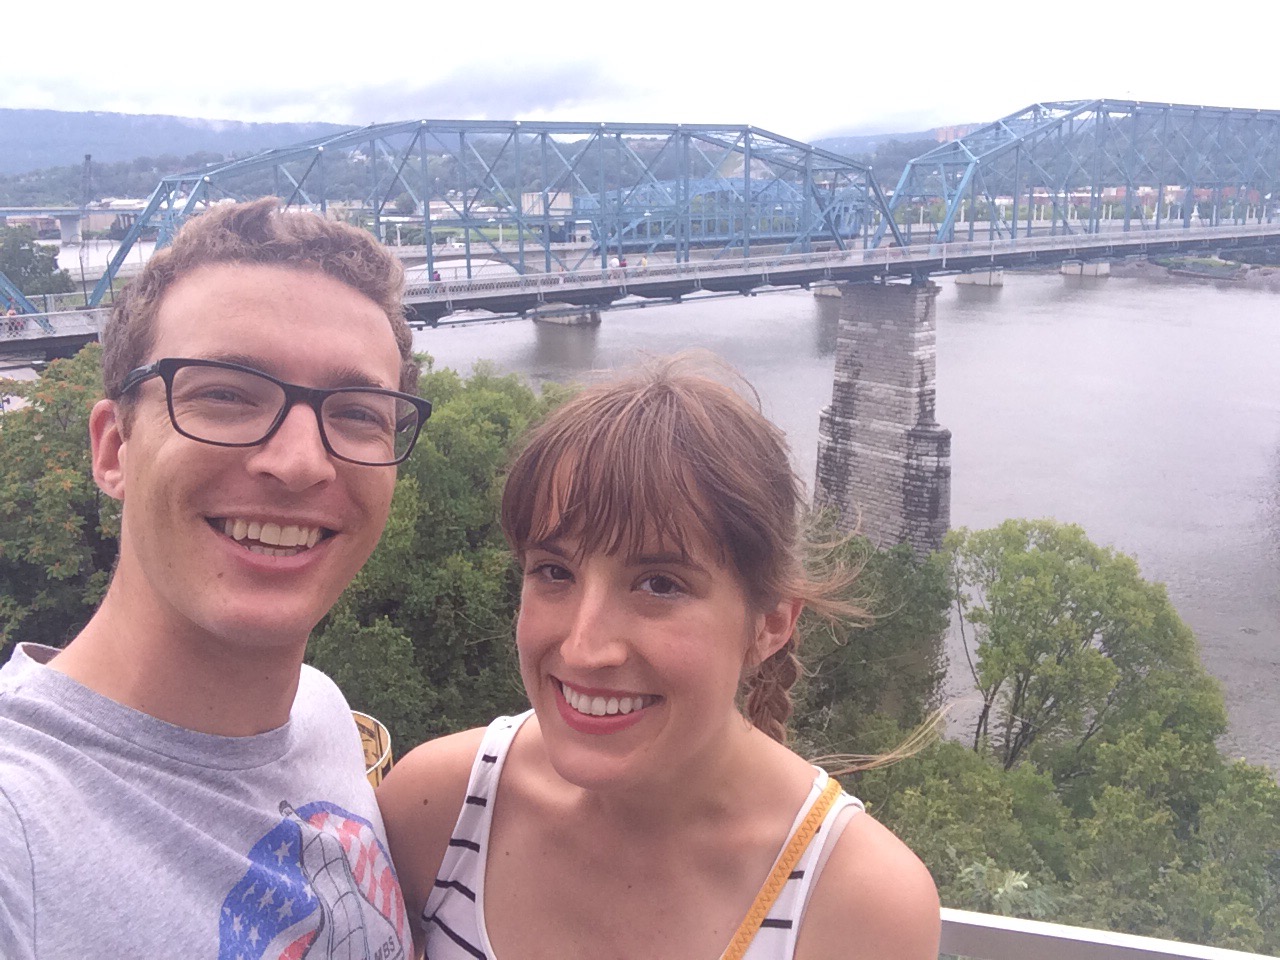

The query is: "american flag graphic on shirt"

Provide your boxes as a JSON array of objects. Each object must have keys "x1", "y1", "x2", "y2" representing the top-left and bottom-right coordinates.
[{"x1": 218, "y1": 800, "x2": 408, "y2": 960}]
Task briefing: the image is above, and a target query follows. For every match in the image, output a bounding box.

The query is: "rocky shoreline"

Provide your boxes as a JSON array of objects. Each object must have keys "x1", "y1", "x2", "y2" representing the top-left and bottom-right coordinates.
[{"x1": 1108, "y1": 255, "x2": 1280, "y2": 292}]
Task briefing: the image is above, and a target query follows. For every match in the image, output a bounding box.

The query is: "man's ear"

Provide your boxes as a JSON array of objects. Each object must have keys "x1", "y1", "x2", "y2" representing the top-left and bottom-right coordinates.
[
  {"x1": 749, "y1": 597, "x2": 805, "y2": 667},
  {"x1": 90, "y1": 399, "x2": 126, "y2": 501}
]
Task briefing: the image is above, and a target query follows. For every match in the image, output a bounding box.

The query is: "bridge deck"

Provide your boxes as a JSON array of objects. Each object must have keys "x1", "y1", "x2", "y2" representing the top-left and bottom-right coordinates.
[
  {"x1": 5, "y1": 223, "x2": 1278, "y2": 352},
  {"x1": 401, "y1": 222, "x2": 1280, "y2": 323}
]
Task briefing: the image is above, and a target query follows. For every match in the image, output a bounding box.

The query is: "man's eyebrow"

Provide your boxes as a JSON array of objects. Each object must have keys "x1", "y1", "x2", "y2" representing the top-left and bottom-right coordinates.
[{"x1": 198, "y1": 353, "x2": 391, "y2": 389}]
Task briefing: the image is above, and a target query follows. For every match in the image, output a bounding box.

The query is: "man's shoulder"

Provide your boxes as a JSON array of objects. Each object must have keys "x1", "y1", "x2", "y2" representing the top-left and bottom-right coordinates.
[
  {"x1": 298, "y1": 661, "x2": 348, "y2": 705},
  {"x1": 0, "y1": 643, "x2": 54, "y2": 695}
]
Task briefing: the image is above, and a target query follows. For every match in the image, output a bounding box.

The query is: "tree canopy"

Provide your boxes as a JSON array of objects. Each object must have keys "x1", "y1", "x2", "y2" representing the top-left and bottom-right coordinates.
[
  {"x1": 1, "y1": 350, "x2": 1276, "y2": 953},
  {"x1": 0, "y1": 225, "x2": 73, "y2": 297}
]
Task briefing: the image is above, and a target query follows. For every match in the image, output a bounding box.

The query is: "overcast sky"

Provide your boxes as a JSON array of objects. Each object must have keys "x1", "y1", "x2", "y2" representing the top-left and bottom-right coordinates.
[{"x1": 8, "y1": 0, "x2": 1276, "y2": 139}]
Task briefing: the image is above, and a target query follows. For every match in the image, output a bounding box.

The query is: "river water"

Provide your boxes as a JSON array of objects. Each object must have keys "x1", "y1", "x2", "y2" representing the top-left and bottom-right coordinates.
[{"x1": 412, "y1": 272, "x2": 1280, "y2": 771}]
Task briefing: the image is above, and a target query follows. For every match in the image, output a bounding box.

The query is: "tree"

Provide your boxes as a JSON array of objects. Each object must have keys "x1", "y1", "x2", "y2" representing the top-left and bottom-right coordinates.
[
  {"x1": 793, "y1": 538, "x2": 949, "y2": 753},
  {"x1": 310, "y1": 360, "x2": 568, "y2": 750},
  {"x1": 0, "y1": 225, "x2": 73, "y2": 296},
  {"x1": 946, "y1": 520, "x2": 1221, "y2": 770},
  {"x1": 0, "y1": 345, "x2": 117, "y2": 657},
  {"x1": 394, "y1": 192, "x2": 416, "y2": 216}
]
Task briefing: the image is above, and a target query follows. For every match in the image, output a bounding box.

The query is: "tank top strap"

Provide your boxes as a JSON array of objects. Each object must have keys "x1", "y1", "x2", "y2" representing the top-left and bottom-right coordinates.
[
  {"x1": 735, "y1": 769, "x2": 865, "y2": 960},
  {"x1": 421, "y1": 711, "x2": 533, "y2": 959}
]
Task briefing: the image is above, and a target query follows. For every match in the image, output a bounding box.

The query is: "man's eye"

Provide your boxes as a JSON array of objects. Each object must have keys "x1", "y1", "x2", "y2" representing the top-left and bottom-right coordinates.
[{"x1": 190, "y1": 386, "x2": 255, "y2": 405}]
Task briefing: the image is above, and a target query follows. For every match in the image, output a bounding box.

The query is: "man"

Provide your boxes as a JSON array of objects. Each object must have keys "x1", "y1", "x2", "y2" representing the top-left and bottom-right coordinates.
[{"x1": 0, "y1": 198, "x2": 429, "y2": 959}]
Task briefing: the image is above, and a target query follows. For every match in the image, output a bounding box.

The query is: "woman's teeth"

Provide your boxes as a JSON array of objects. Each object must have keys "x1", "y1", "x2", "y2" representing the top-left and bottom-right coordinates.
[{"x1": 560, "y1": 682, "x2": 650, "y2": 717}]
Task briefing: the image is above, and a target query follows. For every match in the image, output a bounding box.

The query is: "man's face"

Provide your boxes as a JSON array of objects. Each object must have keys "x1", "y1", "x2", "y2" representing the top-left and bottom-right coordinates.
[{"x1": 92, "y1": 262, "x2": 404, "y2": 653}]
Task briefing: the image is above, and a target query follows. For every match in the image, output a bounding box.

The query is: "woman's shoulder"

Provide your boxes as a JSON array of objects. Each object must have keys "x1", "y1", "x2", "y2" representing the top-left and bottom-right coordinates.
[
  {"x1": 379, "y1": 726, "x2": 489, "y2": 811},
  {"x1": 794, "y1": 806, "x2": 940, "y2": 960},
  {"x1": 376, "y1": 727, "x2": 490, "y2": 934}
]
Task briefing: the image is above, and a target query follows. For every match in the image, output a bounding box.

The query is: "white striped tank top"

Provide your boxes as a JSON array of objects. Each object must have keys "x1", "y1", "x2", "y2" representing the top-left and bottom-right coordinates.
[{"x1": 421, "y1": 711, "x2": 864, "y2": 960}]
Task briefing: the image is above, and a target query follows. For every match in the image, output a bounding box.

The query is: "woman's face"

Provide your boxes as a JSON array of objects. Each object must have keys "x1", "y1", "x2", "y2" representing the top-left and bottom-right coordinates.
[{"x1": 516, "y1": 524, "x2": 773, "y2": 792}]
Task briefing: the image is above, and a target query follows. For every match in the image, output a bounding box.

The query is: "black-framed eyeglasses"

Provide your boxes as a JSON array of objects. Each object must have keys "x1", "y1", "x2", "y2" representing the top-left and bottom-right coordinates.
[{"x1": 118, "y1": 357, "x2": 432, "y2": 467}]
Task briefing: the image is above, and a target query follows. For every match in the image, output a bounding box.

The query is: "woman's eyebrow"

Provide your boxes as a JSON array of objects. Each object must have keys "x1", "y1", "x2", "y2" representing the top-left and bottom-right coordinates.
[
  {"x1": 529, "y1": 540, "x2": 572, "y2": 559},
  {"x1": 630, "y1": 552, "x2": 710, "y2": 576}
]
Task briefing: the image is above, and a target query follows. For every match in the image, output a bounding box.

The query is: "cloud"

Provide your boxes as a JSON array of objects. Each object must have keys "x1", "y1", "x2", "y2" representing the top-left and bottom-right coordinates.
[{"x1": 215, "y1": 61, "x2": 633, "y2": 128}]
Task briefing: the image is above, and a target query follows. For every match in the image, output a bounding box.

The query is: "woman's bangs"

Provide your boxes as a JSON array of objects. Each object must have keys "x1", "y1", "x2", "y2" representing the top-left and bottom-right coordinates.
[{"x1": 517, "y1": 407, "x2": 723, "y2": 564}]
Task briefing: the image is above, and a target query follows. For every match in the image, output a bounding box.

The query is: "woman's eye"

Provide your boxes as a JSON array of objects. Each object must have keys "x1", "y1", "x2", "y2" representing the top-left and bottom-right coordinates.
[
  {"x1": 640, "y1": 574, "x2": 682, "y2": 597},
  {"x1": 531, "y1": 562, "x2": 572, "y2": 582}
]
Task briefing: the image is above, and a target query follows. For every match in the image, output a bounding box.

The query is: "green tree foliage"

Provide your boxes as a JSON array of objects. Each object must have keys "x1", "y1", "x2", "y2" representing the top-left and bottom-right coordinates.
[
  {"x1": 307, "y1": 360, "x2": 567, "y2": 752},
  {"x1": 794, "y1": 538, "x2": 950, "y2": 752},
  {"x1": 0, "y1": 225, "x2": 73, "y2": 296},
  {"x1": 872, "y1": 139, "x2": 943, "y2": 191},
  {"x1": 946, "y1": 520, "x2": 1222, "y2": 771},
  {"x1": 0, "y1": 346, "x2": 117, "y2": 657},
  {"x1": 3, "y1": 351, "x2": 1277, "y2": 952},
  {"x1": 896, "y1": 518, "x2": 1280, "y2": 953}
]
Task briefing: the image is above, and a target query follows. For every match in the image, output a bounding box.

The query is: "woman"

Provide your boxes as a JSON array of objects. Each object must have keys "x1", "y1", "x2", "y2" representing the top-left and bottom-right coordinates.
[{"x1": 379, "y1": 356, "x2": 940, "y2": 960}]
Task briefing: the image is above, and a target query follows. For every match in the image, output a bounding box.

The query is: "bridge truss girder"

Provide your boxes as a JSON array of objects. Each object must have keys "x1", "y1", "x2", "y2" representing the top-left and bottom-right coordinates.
[
  {"x1": 90, "y1": 121, "x2": 904, "y2": 306},
  {"x1": 874, "y1": 100, "x2": 1280, "y2": 247},
  {"x1": 0, "y1": 270, "x2": 41, "y2": 319}
]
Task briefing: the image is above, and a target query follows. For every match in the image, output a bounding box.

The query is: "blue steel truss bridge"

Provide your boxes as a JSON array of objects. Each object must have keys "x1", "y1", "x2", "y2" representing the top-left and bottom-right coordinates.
[{"x1": 4, "y1": 99, "x2": 1280, "y2": 332}]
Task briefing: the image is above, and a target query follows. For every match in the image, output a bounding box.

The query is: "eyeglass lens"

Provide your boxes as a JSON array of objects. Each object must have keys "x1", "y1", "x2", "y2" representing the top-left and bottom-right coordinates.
[{"x1": 168, "y1": 364, "x2": 418, "y2": 464}]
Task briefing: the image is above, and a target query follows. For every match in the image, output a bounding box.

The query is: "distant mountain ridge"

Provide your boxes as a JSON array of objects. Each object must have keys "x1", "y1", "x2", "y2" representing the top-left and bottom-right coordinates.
[
  {"x1": 812, "y1": 130, "x2": 936, "y2": 157},
  {"x1": 1, "y1": 108, "x2": 970, "y2": 178},
  {"x1": 0, "y1": 109, "x2": 351, "y2": 175}
]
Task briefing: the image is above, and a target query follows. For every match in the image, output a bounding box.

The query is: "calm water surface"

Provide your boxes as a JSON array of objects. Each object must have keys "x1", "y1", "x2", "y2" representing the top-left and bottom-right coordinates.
[{"x1": 413, "y1": 273, "x2": 1280, "y2": 770}]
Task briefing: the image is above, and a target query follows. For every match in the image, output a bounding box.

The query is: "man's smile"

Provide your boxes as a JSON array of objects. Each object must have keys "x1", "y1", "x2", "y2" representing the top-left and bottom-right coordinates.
[{"x1": 209, "y1": 517, "x2": 335, "y2": 557}]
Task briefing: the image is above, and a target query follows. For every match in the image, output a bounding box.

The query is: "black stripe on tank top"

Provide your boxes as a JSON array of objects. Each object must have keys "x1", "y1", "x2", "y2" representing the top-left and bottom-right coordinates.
[
  {"x1": 433, "y1": 878, "x2": 477, "y2": 902},
  {"x1": 427, "y1": 914, "x2": 488, "y2": 960},
  {"x1": 481, "y1": 754, "x2": 498, "y2": 763},
  {"x1": 449, "y1": 837, "x2": 481, "y2": 852},
  {"x1": 788, "y1": 869, "x2": 805, "y2": 880},
  {"x1": 465, "y1": 794, "x2": 488, "y2": 807},
  {"x1": 761, "y1": 918, "x2": 794, "y2": 929}
]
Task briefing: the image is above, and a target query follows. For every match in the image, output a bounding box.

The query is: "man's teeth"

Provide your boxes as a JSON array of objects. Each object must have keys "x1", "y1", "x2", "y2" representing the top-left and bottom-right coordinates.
[
  {"x1": 560, "y1": 682, "x2": 649, "y2": 717},
  {"x1": 220, "y1": 518, "x2": 323, "y2": 555}
]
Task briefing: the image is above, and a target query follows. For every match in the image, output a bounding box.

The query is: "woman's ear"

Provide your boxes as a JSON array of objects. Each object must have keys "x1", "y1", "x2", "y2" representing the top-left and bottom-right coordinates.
[
  {"x1": 749, "y1": 597, "x2": 804, "y2": 666},
  {"x1": 90, "y1": 399, "x2": 127, "y2": 501}
]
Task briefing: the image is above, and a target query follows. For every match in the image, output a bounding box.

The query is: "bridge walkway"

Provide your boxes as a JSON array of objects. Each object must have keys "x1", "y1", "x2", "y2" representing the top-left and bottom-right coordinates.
[{"x1": 4, "y1": 222, "x2": 1278, "y2": 352}]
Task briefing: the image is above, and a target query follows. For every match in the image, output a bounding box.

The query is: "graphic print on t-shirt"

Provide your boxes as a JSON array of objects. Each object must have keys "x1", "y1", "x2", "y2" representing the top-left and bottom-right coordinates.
[{"x1": 218, "y1": 800, "x2": 407, "y2": 960}]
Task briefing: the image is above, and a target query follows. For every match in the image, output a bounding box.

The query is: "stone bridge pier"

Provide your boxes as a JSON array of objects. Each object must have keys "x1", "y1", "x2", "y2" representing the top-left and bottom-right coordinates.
[
  {"x1": 57, "y1": 215, "x2": 82, "y2": 245},
  {"x1": 814, "y1": 279, "x2": 951, "y2": 559}
]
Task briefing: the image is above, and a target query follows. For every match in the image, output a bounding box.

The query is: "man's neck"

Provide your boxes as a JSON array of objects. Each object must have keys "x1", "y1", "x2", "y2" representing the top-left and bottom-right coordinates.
[{"x1": 51, "y1": 589, "x2": 306, "y2": 737}]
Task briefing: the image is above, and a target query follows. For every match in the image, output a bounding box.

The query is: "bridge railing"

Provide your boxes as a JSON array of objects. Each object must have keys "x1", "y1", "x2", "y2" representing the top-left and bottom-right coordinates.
[
  {"x1": 0, "y1": 308, "x2": 107, "y2": 343},
  {"x1": 402, "y1": 222, "x2": 1280, "y2": 305},
  {"x1": 939, "y1": 908, "x2": 1274, "y2": 960}
]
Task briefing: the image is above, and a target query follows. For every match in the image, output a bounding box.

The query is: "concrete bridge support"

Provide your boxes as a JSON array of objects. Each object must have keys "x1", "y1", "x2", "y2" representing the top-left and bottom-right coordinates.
[
  {"x1": 814, "y1": 280, "x2": 951, "y2": 559},
  {"x1": 57, "y1": 215, "x2": 82, "y2": 245}
]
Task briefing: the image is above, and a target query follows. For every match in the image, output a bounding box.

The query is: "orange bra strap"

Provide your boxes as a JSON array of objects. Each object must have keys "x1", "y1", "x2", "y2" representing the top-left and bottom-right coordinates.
[{"x1": 720, "y1": 776, "x2": 843, "y2": 960}]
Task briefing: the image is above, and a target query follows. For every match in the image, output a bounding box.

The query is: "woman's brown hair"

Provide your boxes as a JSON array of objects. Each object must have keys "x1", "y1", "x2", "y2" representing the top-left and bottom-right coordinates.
[{"x1": 500, "y1": 353, "x2": 862, "y2": 742}]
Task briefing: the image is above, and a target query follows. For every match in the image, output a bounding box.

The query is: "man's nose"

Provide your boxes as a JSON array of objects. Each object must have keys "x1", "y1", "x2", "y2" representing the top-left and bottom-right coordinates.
[{"x1": 246, "y1": 402, "x2": 337, "y2": 490}]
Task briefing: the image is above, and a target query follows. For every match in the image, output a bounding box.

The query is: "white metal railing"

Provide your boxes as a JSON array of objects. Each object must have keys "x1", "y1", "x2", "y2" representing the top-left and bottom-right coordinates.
[
  {"x1": 0, "y1": 307, "x2": 107, "y2": 342},
  {"x1": 8, "y1": 222, "x2": 1275, "y2": 334},
  {"x1": 401, "y1": 222, "x2": 1280, "y2": 306},
  {"x1": 940, "y1": 908, "x2": 1277, "y2": 960}
]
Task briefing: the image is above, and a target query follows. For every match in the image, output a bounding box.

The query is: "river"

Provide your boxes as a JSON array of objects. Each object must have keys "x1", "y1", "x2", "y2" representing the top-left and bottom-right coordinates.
[{"x1": 412, "y1": 271, "x2": 1280, "y2": 771}]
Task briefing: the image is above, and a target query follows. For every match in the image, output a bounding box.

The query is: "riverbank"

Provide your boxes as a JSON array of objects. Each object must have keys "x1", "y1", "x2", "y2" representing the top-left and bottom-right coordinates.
[{"x1": 1110, "y1": 254, "x2": 1280, "y2": 291}]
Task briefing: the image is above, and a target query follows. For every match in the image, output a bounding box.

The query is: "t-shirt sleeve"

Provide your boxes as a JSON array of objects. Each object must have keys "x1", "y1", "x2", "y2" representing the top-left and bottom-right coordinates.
[{"x1": 0, "y1": 784, "x2": 36, "y2": 959}]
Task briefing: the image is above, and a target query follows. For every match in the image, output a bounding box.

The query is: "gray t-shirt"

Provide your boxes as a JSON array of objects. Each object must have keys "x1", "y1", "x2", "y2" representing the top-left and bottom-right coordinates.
[{"x1": 0, "y1": 643, "x2": 410, "y2": 959}]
